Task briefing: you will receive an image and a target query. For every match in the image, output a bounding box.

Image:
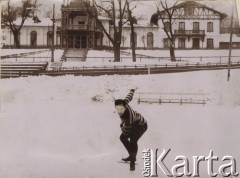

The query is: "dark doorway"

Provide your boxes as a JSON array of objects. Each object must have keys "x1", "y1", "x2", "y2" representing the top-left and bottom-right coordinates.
[
  {"x1": 81, "y1": 36, "x2": 87, "y2": 48},
  {"x1": 68, "y1": 36, "x2": 73, "y2": 48},
  {"x1": 75, "y1": 36, "x2": 80, "y2": 48}
]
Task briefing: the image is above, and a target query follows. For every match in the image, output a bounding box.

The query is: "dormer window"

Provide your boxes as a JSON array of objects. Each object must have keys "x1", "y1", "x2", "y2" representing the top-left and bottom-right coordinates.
[{"x1": 184, "y1": 8, "x2": 194, "y2": 16}]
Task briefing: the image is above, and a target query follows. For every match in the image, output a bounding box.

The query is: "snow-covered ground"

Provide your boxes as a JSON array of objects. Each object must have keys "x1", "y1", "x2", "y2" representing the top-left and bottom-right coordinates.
[
  {"x1": 0, "y1": 49, "x2": 46, "y2": 56},
  {"x1": 1, "y1": 49, "x2": 64, "y2": 63},
  {"x1": 1, "y1": 49, "x2": 239, "y2": 67},
  {"x1": 62, "y1": 49, "x2": 240, "y2": 68},
  {"x1": 0, "y1": 69, "x2": 240, "y2": 178}
]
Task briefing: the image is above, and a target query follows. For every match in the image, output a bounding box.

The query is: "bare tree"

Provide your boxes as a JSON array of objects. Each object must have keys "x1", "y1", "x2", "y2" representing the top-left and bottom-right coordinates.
[
  {"x1": 152, "y1": 0, "x2": 178, "y2": 62},
  {"x1": 43, "y1": 7, "x2": 53, "y2": 18},
  {"x1": 84, "y1": 0, "x2": 128, "y2": 62},
  {"x1": 126, "y1": 0, "x2": 138, "y2": 62},
  {"x1": 2, "y1": 0, "x2": 40, "y2": 48}
]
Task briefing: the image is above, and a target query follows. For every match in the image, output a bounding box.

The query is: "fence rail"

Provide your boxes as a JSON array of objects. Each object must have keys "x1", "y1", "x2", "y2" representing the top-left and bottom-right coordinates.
[
  {"x1": 0, "y1": 62, "x2": 48, "y2": 78},
  {"x1": 0, "y1": 49, "x2": 50, "y2": 59},
  {"x1": 136, "y1": 92, "x2": 209, "y2": 106},
  {"x1": 53, "y1": 61, "x2": 240, "y2": 71},
  {"x1": 2, "y1": 55, "x2": 240, "y2": 63}
]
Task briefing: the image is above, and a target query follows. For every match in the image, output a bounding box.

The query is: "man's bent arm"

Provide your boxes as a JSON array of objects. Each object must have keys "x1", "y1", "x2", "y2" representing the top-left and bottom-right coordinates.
[{"x1": 124, "y1": 89, "x2": 135, "y2": 104}]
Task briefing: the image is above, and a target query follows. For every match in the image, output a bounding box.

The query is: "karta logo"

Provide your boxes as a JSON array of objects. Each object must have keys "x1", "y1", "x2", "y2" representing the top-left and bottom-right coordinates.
[{"x1": 142, "y1": 149, "x2": 239, "y2": 177}]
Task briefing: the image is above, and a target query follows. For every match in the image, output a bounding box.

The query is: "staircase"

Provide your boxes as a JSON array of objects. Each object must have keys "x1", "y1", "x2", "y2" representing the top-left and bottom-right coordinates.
[{"x1": 63, "y1": 49, "x2": 88, "y2": 62}]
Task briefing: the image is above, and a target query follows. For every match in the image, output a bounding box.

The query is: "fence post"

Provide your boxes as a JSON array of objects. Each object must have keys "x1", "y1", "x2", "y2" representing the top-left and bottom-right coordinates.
[
  {"x1": 148, "y1": 67, "x2": 151, "y2": 75},
  {"x1": 138, "y1": 98, "x2": 140, "y2": 104}
]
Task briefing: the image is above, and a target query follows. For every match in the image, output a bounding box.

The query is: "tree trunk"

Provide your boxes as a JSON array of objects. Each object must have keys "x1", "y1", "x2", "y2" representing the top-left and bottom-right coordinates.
[
  {"x1": 114, "y1": 42, "x2": 121, "y2": 62},
  {"x1": 170, "y1": 43, "x2": 176, "y2": 62},
  {"x1": 13, "y1": 32, "x2": 21, "y2": 49},
  {"x1": 130, "y1": 29, "x2": 136, "y2": 62}
]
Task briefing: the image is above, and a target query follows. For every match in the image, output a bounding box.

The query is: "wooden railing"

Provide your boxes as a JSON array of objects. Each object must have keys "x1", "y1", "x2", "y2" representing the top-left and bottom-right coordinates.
[
  {"x1": 136, "y1": 92, "x2": 209, "y2": 106},
  {"x1": 174, "y1": 30, "x2": 205, "y2": 36},
  {"x1": 0, "y1": 62, "x2": 48, "y2": 78}
]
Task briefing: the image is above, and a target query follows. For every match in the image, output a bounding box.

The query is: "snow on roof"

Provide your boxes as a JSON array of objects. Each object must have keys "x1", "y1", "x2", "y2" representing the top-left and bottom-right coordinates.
[
  {"x1": 98, "y1": 16, "x2": 111, "y2": 20},
  {"x1": 13, "y1": 18, "x2": 53, "y2": 27}
]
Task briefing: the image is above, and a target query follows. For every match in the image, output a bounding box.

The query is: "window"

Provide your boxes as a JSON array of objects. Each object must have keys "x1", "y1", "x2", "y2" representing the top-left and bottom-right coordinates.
[
  {"x1": 164, "y1": 22, "x2": 170, "y2": 32},
  {"x1": 30, "y1": 31, "x2": 37, "y2": 46},
  {"x1": 207, "y1": 22, "x2": 213, "y2": 32},
  {"x1": 178, "y1": 38, "x2": 185, "y2": 49},
  {"x1": 164, "y1": 38, "x2": 171, "y2": 49},
  {"x1": 184, "y1": 8, "x2": 194, "y2": 16},
  {"x1": 147, "y1": 32, "x2": 153, "y2": 48},
  {"x1": 207, "y1": 38, "x2": 214, "y2": 49},
  {"x1": 193, "y1": 22, "x2": 199, "y2": 31},
  {"x1": 78, "y1": 21, "x2": 85, "y2": 25},
  {"x1": 179, "y1": 22, "x2": 185, "y2": 31}
]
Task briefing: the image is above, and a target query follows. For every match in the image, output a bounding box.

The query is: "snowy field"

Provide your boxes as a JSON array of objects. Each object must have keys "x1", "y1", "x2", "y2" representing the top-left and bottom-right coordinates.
[{"x1": 0, "y1": 69, "x2": 240, "y2": 178}]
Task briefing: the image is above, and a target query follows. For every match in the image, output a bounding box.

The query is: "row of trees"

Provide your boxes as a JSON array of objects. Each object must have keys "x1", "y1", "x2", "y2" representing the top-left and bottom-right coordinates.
[{"x1": 1, "y1": 0, "x2": 177, "y2": 62}]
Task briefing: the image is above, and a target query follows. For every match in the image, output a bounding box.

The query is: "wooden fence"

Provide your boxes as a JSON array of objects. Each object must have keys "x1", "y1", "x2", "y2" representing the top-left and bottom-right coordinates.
[{"x1": 136, "y1": 92, "x2": 209, "y2": 106}]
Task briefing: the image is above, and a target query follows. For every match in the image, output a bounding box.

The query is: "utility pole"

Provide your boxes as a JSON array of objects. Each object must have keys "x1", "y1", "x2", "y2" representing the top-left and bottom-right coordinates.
[
  {"x1": 51, "y1": 4, "x2": 55, "y2": 62},
  {"x1": 227, "y1": 10, "x2": 233, "y2": 82}
]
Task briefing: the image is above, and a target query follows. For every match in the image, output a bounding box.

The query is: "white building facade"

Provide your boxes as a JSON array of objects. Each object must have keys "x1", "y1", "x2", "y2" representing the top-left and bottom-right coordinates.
[
  {"x1": 1, "y1": 1, "x2": 239, "y2": 49},
  {"x1": 1, "y1": 18, "x2": 61, "y2": 48}
]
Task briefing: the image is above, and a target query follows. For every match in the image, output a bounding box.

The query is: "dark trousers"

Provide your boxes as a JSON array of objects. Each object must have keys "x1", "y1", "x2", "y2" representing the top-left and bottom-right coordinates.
[{"x1": 120, "y1": 123, "x2": 147, "y2": 161}]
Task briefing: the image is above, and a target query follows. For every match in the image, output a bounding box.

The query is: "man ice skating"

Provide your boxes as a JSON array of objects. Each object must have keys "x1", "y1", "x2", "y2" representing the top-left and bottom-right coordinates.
[{"x1": 115, "y1": 89, "x2": 148, "y2": 171}]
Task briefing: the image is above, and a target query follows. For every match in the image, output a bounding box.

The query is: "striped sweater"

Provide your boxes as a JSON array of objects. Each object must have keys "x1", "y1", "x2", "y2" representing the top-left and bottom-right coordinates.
[{"x1": 120, "y1": 90, "x2": 147, "y2": 135}]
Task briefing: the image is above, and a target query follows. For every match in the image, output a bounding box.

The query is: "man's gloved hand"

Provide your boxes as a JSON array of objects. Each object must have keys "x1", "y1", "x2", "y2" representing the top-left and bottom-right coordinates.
[{"x1": 131, "y1": 87, "x2": 138, "y2": 92}]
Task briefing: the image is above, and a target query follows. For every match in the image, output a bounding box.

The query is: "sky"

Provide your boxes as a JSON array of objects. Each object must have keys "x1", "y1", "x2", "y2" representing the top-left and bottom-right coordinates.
[
  {"x1": 41, "y1": 0, "x2": 239, "y2": 20},
  {"x1": 1, "y1": 0, "x2": 239, "y2": 22}
]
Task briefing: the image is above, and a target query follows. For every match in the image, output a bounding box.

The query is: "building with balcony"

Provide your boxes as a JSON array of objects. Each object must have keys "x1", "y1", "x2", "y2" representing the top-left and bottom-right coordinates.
[
  {"x1": 156, "y1": 1, "x2": 229, "y2": 49},
  {"x1": 58, "y1": 0, "x2": 104, "y2": 49},
  {"x1": 1, "y1": 0, "x2": 239, "y2": 50}
]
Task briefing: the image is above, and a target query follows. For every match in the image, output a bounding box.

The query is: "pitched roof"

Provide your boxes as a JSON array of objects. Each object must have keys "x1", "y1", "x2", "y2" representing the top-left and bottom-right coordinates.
[
  {"x1": 176, "y1": 1, "x2": 227, "y2": 19},
  {"x1": 13, "y1": 18, "x2": 53, "y2": 27},
  {"x1": 160, "y1": 1, "x2": 227, "y2": 20}
]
